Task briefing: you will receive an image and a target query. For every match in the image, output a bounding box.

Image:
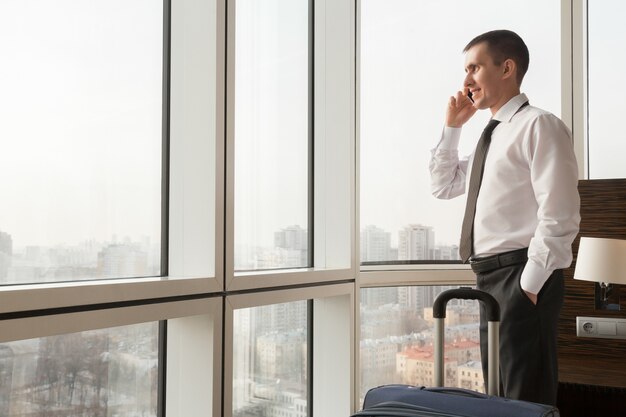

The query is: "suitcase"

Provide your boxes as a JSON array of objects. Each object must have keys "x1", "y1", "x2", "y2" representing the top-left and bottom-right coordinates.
[{"x1": 352, "y1": 288, "x2": 560, "y2": 417}]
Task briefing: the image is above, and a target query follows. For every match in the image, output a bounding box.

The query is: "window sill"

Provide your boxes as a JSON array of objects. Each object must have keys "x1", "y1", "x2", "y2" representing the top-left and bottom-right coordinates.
[
  {"x1": 228, "y1": 267, "x2": 355, "y2": 292},
  {"x1": 359, "y1": 268, "x2": 475, "y2": 287},
  {"x1": 0, "y1": 276, "x2": 220, "y2": 314}
]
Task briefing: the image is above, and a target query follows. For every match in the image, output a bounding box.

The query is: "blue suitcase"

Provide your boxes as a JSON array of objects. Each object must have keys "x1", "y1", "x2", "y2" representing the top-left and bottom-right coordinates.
[{"x1": 351, "y1": 288, "x2": 560, "y2": 417}]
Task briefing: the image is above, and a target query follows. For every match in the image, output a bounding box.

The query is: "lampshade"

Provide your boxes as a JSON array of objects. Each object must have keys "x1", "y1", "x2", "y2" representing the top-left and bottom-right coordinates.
[{"x1": 574, "y1": 237, "x2": 626, "y2": 285}]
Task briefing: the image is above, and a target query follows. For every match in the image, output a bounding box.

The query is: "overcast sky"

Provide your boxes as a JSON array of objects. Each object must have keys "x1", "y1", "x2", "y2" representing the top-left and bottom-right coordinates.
[
  {"x1": 1, "y1": 0, "x2": 622, "y2": 254},
  {"x1": 0, "y1": 0, "x2": 162, "y2": 249}
]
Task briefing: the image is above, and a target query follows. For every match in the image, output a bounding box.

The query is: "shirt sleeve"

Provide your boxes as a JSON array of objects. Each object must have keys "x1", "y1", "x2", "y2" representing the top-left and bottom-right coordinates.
[
  {"x1": 520, "y1": 114, "x2": 581, "y2": 294},
  {"x1": 429, "y1": 126, "x2": 469, "y2": 200}
]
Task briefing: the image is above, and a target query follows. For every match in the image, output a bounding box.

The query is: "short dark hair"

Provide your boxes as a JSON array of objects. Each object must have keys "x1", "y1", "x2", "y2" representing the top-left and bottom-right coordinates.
[{"x1": 463, "y1": 30, "x2": 529, "y2": 85}]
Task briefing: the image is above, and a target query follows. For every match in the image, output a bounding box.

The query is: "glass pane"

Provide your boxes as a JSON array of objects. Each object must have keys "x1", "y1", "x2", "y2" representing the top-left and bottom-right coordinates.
[
  {"x1": 360, "y1": 286, "x2": 481, "y2": 404},
  {"x1": 233, "y1": 301, "x2": 308, "y2": 417},
  {"x1": 587, "y1": 0, "x2": 626, "y2": 179},
  {"x1": 0, "y1": 0, "x2": 163, "y2": 284},
  {"x1": 234, "y1": 0, "x2": 310, "y2": 271},
  {"x1": 0, "y1": 322, "x2": 159, "y2": 416},
  {"x1": 359, "y1": 0, "x2": 561, "y2": 263}
]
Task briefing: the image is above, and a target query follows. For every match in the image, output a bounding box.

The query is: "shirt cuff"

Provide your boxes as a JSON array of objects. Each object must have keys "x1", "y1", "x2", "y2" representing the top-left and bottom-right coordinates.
[
  {"x1": 520, "y1": 260, "x2": 553, "y2": 295},
  {"x1": 438, "y1": 127, "x2": 462, "y2": 150}
]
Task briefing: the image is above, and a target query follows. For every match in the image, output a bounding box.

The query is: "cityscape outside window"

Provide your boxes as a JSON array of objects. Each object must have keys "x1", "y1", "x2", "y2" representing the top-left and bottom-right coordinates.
[
  {"x1": 0, "y1": 322, "x2": 159, "y2": 416},
  {"x1": 0, "y1": 0, "x2": 163, "y2": 284},
  {"x1": 234, "y1": 0, "x2": 310, "y2": 271},
  {"x1": 360, "y1": 286, "x2": 480, "y2": 404},
  {"x1": 233, "y1": 301, "x2": 308, "y2": 417},
  {"x1": 359, "y1": 0, "x2": 560, "y2": 263}
]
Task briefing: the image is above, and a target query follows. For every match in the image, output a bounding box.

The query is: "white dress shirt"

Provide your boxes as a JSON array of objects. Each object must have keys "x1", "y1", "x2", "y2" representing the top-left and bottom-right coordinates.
[{"x1": 430, "y1": 93, "x2": 580, "y2": 294}]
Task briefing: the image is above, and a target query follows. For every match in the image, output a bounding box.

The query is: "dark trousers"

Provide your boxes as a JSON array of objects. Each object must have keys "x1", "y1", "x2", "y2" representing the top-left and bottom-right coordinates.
[{"x1": 476, "y1": 264, "x2": 564, "y2": 406}]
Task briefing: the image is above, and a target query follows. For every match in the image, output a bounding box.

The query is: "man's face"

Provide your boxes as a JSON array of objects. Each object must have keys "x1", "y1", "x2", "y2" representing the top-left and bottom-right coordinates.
[{"x1": 463, "y1": 42, "x2": 506, "y2": 111}]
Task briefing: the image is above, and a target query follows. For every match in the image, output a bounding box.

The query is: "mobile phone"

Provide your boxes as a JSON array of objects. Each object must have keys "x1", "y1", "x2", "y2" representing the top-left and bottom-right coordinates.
[{"x1": 468, "y1": 91, "x2": 474, "y2": 103}]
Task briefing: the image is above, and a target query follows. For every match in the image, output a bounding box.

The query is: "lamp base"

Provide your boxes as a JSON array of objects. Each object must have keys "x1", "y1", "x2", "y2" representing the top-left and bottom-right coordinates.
[{"x1": 594, "y1": 282, "x2": 621, "y2": 311}]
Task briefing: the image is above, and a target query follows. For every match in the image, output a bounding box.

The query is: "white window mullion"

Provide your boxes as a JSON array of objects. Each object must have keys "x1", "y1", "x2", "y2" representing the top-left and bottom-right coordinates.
[
  {"x1": 169, "y1": 0, "x2": 222, "y2": 288},
  {"x1": 570, "y1": 0, "x2": 587, "y2": 179},
  {"x1": 166, "y1": 298, "x2": 223, "y2": 417}
]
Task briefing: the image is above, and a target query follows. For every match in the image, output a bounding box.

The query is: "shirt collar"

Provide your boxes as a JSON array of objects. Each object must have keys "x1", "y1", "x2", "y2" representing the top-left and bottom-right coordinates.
[{"x1": 492, "y1": 93, "x2": 529, "y2": 123}]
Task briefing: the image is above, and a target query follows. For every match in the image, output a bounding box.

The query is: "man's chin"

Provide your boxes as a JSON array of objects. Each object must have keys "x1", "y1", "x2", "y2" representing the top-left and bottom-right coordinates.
[{"x1": 473, "y1": 100, "x2": 488, "y2": 110}]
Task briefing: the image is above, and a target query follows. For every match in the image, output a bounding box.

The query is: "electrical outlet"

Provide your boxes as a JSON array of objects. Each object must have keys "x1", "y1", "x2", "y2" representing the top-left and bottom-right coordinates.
[
  {"x1": 576, "y1": 316, "x2": 626, "y2": 339},
  {"x1": 582, "y1": 321, "x2": 595, "y2": 334}
]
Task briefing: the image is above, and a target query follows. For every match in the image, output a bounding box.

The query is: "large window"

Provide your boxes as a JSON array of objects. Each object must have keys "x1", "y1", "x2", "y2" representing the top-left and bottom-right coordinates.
[
  {"x1": 0, "y1": 0, "x2": 164, "y2": 284},
  {"x1": 233, "y1": 301, "x2": 308, "y2": 417},
  {"x1": 359, "y1": 0, "x2": 561, "y2": 264},
  {"x1": 1, "y1": 1, "x2": 591, "y2": 416},
  {"x1": 0, "y1": 0, "x2": 173, "y2": 415},
  {"x1": 0, "y1": 322, "x2": 159, "y2": 416},
  {"x1": 587, "y1": 0, "x2": 626, "y2": 179},
  {"x1": 234, "y1": 0, "x2": 311, "y2": 271}
]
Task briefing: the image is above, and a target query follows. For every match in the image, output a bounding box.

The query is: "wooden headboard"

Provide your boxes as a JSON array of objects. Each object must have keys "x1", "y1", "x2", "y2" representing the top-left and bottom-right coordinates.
[{"x1": 558, "y1": 179, "x2": 626, "y2": 375}]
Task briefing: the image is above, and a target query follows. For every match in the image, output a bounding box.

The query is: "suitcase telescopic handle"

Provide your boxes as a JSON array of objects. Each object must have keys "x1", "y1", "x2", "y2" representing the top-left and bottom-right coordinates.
[
  {"x1": 432, "y1": 288, "x2": 500, "y2": 396},
  {"x1": 432, "y1": 288, "x2": 500, "y2": 322}
]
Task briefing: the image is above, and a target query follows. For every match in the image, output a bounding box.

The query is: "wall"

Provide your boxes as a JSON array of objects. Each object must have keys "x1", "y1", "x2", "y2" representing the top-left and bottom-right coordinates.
[
  {"x1": 559, "y1": 179, "x2": 626, "y2": 363},
  {"x1": 556, "y1": 179, "x2": 626, "y2": 417}
]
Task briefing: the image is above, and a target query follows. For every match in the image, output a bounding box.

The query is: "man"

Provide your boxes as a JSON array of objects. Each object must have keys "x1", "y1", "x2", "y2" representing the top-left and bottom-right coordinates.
[{"x1": 429, "y1": 30, "x2": 580, "y2": 406}]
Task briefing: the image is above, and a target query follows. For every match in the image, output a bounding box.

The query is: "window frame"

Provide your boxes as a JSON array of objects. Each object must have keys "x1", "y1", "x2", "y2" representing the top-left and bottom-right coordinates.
[
  {"x1": 0, "y1": 0, "x2": 226, "y2": 314},
  {"x1": 0, "y1": 1, "x2": 586, "y2": 416},
  {"x1": 0, "y1": 0, "x2": 225, "y2": 415},
  {"x1": 223, "y1": 283, "x2": 354, "y2": 417},
  {"x1": 571, "y1": 0, "x2": 619, "y2": 180},
  {"x1": 225, "y1": 0, "x2": 357, "y2": 292},
  {"x1": 571, "y1": 0, "x2": 587, "y2": 179}
]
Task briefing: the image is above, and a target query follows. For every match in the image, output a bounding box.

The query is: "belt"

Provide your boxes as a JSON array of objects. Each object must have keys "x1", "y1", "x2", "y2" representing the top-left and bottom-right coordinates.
[{"x1": 469, "y1": 248, "x2": 528, "y2": 273}]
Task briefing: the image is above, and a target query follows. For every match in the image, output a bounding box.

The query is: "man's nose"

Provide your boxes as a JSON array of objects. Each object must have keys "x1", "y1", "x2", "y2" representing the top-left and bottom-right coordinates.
[{"x1": 464, "y1": 73, "x2": 473, "y2": 87}]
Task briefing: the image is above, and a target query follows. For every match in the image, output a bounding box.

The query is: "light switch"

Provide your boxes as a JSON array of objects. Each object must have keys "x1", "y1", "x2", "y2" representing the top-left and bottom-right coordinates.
[{"x1": 598, "y1": 321, "x2": 617, "y2": 336}]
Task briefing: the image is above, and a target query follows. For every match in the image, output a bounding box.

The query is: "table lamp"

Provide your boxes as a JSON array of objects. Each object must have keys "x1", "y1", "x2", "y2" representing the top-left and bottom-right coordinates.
[{"x1": 573, "y1": 237, "x2": 626, "y2": 311}]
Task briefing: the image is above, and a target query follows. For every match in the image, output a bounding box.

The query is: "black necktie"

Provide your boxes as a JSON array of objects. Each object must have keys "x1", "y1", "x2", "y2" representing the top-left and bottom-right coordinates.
[{"x1": 459, "y1": 119, "x2": 501, "y2": 262}]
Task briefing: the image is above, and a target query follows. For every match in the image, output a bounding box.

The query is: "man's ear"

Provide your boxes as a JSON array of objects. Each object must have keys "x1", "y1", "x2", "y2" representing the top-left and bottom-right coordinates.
[{"x1": 502, "y1": 58, "x2": 517, "y2": 80}]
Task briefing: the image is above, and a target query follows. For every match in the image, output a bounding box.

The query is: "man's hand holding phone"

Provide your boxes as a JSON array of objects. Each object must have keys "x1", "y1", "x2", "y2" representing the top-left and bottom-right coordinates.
[{"x1": 446, "y1": 87, "x2": 477, "y2": 128}]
